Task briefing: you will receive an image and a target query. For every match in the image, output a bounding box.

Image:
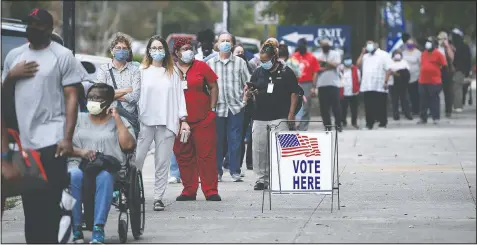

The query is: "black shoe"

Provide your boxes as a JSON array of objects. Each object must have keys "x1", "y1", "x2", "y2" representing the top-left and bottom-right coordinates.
[
  {"x1": 254, "y1": 182, "x2": 268, "y2": 190},
  {"x1": 378, "y1": 124, "x2": 386, "y2": 128},
  {"x1": 342, "y1": 121, "x2": 347, "y2": 128},
  {"x1": 206, "y1": 194, "x2": 222, "y2": 201},
  {"x1": 246, "y1": 165, "x2": 253, "y2": 170},
  {"x1": 405, "y1": 114, "x2": 413, "y2": 120},
  {"x1": 352, "y1": 124, "x2": 360, "y2": 130},
  {"x1": 337, "y1": 126, "x2": 343, "y2": 132},
  {"x1": 445, "y1": 112, "x2": 452, "y2": 118},
  {"x1": 393, "y1": 115, "x2": 400, "y2": 121},
  {"x1": 153, "y1": 200, "x2": 165, "y2": 211},
  {"x1": 417, "y1": 120, "x2": 427, "y2": 124},
  {"x1": 176, "y1": 195, "x2": 196, "y2": 201}
]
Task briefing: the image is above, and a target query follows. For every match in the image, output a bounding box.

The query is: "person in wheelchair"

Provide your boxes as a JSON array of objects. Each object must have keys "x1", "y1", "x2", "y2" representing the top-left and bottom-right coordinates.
[{"x1": 68, "y1": 83, "x2": 136, "y2": 244}]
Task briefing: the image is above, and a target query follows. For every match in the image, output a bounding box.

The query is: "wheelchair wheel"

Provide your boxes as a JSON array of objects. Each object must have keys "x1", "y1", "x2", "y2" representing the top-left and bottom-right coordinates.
[
  {"x1": 118, "y1": 212, "x2": 128, "y2": 243},
  {"x1": 128, "y1": 166, "x2": 145, "y2": 240}
]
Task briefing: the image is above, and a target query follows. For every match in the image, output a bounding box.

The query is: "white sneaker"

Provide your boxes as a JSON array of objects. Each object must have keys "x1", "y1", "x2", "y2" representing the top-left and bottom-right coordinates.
[
  {"x1": 454, "y1": 108, "x2": 463, "y2": 113},
  {"x1": 168, "y1": 177, "x2": 181, "y2": 184}
]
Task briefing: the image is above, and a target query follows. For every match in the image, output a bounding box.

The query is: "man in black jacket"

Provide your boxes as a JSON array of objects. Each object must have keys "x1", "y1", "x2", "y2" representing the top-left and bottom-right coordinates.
[{"x1": 450, "y1": 28, "x2": 473, "y2": 112}]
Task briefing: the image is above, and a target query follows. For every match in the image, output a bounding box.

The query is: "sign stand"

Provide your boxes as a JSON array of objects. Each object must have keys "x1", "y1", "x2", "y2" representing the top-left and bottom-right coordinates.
[{"x1": 261, "y1": 120, "x2": 340, "y2": 213}]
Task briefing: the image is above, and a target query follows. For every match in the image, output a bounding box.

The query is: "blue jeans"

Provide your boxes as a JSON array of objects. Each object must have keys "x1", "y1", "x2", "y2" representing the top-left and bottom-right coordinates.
[
  {"x1": 170, "y1": 154, "x2": 180, "y2": 179},
  {"x1": 69, "y1": 168, "x2": 114, "y2": 226},
  {"x1": 216, "y1": 109, "x2": 244, "y2": 176}
]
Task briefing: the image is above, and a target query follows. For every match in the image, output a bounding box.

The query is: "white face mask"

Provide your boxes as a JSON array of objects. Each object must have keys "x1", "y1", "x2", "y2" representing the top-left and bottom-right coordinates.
[
  {"x1": 86, "y1": 101, "x2": 105, "y2": 115},
  {"x1": 180, "y1": 50, "x2": 194, "y2": 63},
  {"x1": 425, "y1": 42, "x2": 433, "y2": 50},
  {"x1": 393, "y1": 54, "x2": 402, "y2": 61}
]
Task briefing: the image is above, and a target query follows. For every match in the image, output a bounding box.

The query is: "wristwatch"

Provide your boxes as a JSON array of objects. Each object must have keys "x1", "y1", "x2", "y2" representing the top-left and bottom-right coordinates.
[{"x1": 180, "y1": 117, "x2": 188, "y2": 123}]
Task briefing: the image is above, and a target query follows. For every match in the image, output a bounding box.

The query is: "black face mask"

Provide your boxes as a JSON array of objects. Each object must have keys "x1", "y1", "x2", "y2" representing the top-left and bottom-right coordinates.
[
  {"x1": 237, "y1": 54, "x2": 247, "y2": 62},
  {"x1": 201, "y1": 43, "x2": 213, "y2": 57},
  {"x1": 322, "y1": 45, "x2": 330, "y2": 53},
  {"x1": 26, "y1": 27, "x2": 50, "y2": 46},
  {"x1": 297, "y1": 45, "x2": 307, "y2": 55}
]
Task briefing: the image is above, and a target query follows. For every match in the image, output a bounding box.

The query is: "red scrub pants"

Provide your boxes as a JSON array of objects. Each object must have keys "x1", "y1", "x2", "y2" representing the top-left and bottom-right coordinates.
[{"x1": 173, "y1": 112, "x2": 219, "y2": 198}]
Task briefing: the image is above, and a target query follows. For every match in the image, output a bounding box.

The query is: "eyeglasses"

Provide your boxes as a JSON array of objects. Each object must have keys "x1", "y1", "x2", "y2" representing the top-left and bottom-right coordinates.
[
  {"x1": 113, "y1": 47, "x2": 129, "y2": 51},
  {"x1": 150, "y1": 47, "x2": 164, "y2": 51}
]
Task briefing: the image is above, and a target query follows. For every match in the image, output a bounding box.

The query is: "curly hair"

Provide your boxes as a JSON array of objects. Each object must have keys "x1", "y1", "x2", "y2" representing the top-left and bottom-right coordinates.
[{"x1": 109, "y1": 32, "x2": 132, "y2": 51}]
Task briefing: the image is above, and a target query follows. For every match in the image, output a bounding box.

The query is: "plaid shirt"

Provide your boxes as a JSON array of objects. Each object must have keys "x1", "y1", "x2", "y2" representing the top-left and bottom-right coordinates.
[
  {"x1": 207, "y1": 55, "x2": 251, "y2": 117},
  {"x1": 360, "y1": 49, "x2": 393, "y2": 93},
  {"x1": 96, "y1": 62, "x2": 141, "y2": 113}
]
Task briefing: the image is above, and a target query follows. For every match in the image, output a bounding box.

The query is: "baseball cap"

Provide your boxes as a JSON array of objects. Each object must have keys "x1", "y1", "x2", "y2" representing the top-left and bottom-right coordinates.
[{"x1": 22, "y1": 8, "x2": 53, "y2": 28}]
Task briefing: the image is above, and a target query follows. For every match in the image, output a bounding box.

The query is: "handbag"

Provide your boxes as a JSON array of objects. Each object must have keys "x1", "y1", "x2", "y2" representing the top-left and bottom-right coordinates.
[
  {"x1": 79, "y1": 152, "x2": 122, "y2": 175},
  {"x1": 108, "y1": 68, "x2": 140, "y2": 136},
  {"x1": 1, "y1": 129, "x2": 49, "y2": 198}
]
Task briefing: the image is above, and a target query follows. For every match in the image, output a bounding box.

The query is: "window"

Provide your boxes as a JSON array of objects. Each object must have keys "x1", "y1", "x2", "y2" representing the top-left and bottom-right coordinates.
[{"x1": 1, "y1": 33, "x2": 28, "y2": 68}]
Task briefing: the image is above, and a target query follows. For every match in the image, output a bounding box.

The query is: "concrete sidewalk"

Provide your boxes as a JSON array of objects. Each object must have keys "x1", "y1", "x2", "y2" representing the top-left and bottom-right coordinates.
[{"x1": 1, "y1": 107, "x2": 476, "y2": 243}]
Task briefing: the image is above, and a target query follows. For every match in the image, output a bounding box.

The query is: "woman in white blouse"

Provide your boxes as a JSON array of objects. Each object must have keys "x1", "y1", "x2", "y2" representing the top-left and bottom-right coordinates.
[
  {"x1": 385, "y1": 50, "x2": 413, "y2": 121},
  {"x1": 135, "y1": 35, "x2": 190, "y2": 211}
]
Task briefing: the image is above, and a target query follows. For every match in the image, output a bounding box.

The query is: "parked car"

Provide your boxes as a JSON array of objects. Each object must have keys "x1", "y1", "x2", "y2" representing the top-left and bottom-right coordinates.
[
  {"x1": 235, "y1": 36, "x2": 261, "y2": 60},
  {"x1": 75, "y1": 53, "x2": 111, "y2": 81}
]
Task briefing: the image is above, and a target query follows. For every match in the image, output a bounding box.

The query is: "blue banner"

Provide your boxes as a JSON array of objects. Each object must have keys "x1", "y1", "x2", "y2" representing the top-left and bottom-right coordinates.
[
  {"x1": 277, "y1": 25, "x2": 351, "y2": 56},
  {"x1": 383, "y1": 1, "x2": 406, "y2": 52}
]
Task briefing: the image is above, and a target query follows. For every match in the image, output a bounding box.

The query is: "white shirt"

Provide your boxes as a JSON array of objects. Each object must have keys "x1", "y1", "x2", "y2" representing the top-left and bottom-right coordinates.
[
  {"x1": 402, "y1": 49, "x2": 421, "y2": 83},
  {"x1": 360, "y1": 49, "x2": 393, "y2": 93},
  {"x1": 138, "y1": 66, "x2": 187, "y2": 136},
  {"x1": 339, "y1": 66, "x2": 361, "y2": 96},
  {"x1": 387, "y1": 60, "x2": 410, "y2": 86}
]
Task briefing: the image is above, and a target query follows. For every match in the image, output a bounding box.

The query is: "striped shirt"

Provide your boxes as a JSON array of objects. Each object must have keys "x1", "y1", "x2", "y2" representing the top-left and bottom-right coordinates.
[
  {"x1": 206, "y1": 54, "x2": 251, "y2": 117},
  {"x1": 96, "y1": 62, "x2": 141, "y2": 113}
]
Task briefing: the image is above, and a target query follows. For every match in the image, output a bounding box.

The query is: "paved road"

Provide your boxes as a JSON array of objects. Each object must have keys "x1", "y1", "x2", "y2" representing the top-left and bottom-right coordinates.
[{"x1": 2, "y1": 106, "x2": 476, "y2": 243}]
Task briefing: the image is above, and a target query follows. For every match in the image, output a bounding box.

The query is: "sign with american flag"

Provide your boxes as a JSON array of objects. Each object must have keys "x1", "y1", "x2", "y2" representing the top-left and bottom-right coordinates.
[
  {"x1": 270, "y1": 131, "x2": 334, "y2": 193},
  {"x1": 277, "y1": 133, "x2": 321, "y2": 157}
]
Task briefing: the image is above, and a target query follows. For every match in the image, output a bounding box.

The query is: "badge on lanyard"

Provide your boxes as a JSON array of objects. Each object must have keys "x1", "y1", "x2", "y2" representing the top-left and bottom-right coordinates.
[
  {"x1": 181, "y1": 74, "x2": 188, "y2": 90},
  {"x1": 267, "y1": 76, "x2": 274, "y2": 94}
]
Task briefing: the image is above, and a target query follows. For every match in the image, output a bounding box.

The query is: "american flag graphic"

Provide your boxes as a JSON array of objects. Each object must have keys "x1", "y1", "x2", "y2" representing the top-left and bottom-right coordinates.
[{"x1": 277, "y1": 133, "x2": 321, "y2": 157}]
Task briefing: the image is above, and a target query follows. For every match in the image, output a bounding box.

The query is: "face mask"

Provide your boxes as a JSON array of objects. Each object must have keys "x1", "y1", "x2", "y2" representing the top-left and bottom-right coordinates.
[
  {"x1": 219, "y1": 42, "x2": 232, "y2": 53},
  {"x1": 150, "y1": 50, "x2": 166, "y2": 61},
  {"x1": 26, "y1": 27, "x2": 50, "y2": 46},
  {"x1": 322, "y1": 45, "x2": 331, "y2": 53},
  {"x1": 261, "y1": 60, "x2": 274, "y2": 70},
  {"x1": 180, "y1": 50, "x2": 194, "y2": 63},
  {"x1": 113, "y1": 50, "x2": 129, "y2": 61},
  {"x1": 343, "y1": 59, "x2": 352, "y2": 66},
  {"x1": 86, "y1": 101, "x2": 106, "y2": 115},
  {"x1": 406, "y1": 43, "x2": 415, "y2": 49},
  {"x1": 425, "y1": 42, "x2": 433, "y2": 50},
  {"x1": 297, "y1": 45, "x2": 307, "y2": 55},
  {"x1": 393, "y1": 54, "x2": 402, "y2": 61},
  {"x1": 366, "y1": 43, "x2": 375, "y2": 53}
]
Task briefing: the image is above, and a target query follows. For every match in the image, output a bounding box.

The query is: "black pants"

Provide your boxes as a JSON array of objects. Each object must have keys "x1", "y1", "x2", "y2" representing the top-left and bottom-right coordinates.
[
  {"x1": 340, "y1": 95, "x2": 358, "y2": 126},
  {"x1": 21, "y1": 144, "x2": 68, "y2": 243},
  {"x1": 318, "y1": 86, "x2": 341, "y2": 129},
  {"x1": 419, "y1": 84, "x2": 442, "y2": 121},
  {"x1": 240, "y1": 104, "x2": 253, "y2": 170},
  {"x1": 442, "y1": 70, "x2": 454, "y2": 115},
  {"x1": 363, "y1": 91, "x2": 388, "y2": 129},
  {"x1": 407, "y1": 81, "x2": 420, "y2": 114},
  {"x1": 391, "y1": 81, "x2": 412, "y2": 119}
]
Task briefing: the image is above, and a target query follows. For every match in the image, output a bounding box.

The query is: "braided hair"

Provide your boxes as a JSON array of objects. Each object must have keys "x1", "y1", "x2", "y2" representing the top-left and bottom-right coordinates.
[{"x1": 260, "y1": 40, "x2": 278, "y2": 57}]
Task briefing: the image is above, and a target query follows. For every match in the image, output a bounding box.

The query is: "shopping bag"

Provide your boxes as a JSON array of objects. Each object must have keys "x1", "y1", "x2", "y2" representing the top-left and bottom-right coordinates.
[{"x1": 58, "y1": 188, "x2": 76, "y2": 243}]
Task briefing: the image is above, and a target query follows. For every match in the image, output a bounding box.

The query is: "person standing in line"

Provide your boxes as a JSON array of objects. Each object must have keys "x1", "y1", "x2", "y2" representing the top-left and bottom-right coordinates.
[
  {"x1": 206, "y1": 31, "x2": 251, "y2": 182},
  {"x1": 402, "y1": 38, "x2": 422, "y2": 115},
  {"x1": 97, "y1": 32, "x2": 141, "y2": 136},
  {"x1": 134, "y1": 35, "x2": 190, "y2": 211},
  {"x1": 436, "y1": 31, "x2": 455, "y2": 118},
  {"x1": 339, "y1": 56, "x2": 361, "y2": 129},
  {"x1": 290, "y1": 38, "x2": 320, "y2": 131},
  {"x1": 195, "y1": 29, "x2": 218, "y2": 62},
  {"x1": 246, "y1": 40, "x2": 300, "y2": 190},
  {"x1": 1, "y1": 8, "x2": 82, "y2": 243},
  {"x1": 279, "y1": 43, "x2": 302, "y2": 79},
  {"x1": 312, "y1": 39, "x2": 342, "y2": 131},
  {"x1": 450, "y1": 28, "x2": 473, "y2": 113},
  {"x1": 357, "y1": 40, "x2": 393, "y2": 130},
  {"x1": 418, "y1": 37, "x2": 448, "y2": 124},
  {"x1": 385, "y1": 50, "x2": 413, "y2": 121},
  {"x1": 172, "y1": 37, "x2": 222, "y2": 201}
]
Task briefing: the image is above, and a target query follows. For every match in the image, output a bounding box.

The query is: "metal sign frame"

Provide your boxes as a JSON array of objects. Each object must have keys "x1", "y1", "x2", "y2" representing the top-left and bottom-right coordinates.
[
  {"x1": 254, "y1": 1, "x2": 279, "y2": 25},
  {"x1": 261, "y1": 120, "x2": 340, "y2": 213}
]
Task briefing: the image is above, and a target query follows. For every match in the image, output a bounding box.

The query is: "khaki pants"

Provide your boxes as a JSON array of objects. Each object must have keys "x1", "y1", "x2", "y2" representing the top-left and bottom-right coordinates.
[{"x1": 252, "y1": 119, "x2": 288, "y2": 184}]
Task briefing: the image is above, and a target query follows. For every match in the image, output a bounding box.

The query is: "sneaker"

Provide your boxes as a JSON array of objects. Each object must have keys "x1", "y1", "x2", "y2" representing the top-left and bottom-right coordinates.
[
  {"x1": 176, "y1": 195, "x2": 196, "y2": 201},
  {"x1": 153, "y1": 200, "x2": 165, "y2": 211},
  {"x1": 218, "y1": 175, "x2": 222, "y2": 182},
  {"x1": 206, "y1": 194, "x2": 222, "y2": 201},
  {"x1": 433, "y1": 119, "x2": 440, "y2": 125},
  {"x1": 231, "y1": 174, "x2": 243, "y2": 182},
  {"x1": 254, "y1": 182, "x2": 268, "y2": 190},
  {"x1": 168, "y1": 177, "x2": 181, "y2": 184},
  {"x1": 352, "y1": 124, "x2": 360, "y2": 130},
  {"x1": 89, "y1": 225, "x2": 104, "y2": 244},
  {"x1": 454, "y1": 108, "x2": 463, "y2": 113},
  {"x1": 73, "y1": 225, "x2": 84, "y2": 244}
]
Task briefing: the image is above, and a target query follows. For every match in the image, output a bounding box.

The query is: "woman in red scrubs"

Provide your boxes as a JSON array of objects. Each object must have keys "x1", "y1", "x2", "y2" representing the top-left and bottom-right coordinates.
[{"x1": 172, "y1": 38, "x2": 221, "y2": 201}]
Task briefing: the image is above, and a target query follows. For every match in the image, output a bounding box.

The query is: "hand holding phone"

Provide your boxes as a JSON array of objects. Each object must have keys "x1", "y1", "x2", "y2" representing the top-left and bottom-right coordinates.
[{"x1": 246, "y1": 82, "x2": 256, "y2": 90}]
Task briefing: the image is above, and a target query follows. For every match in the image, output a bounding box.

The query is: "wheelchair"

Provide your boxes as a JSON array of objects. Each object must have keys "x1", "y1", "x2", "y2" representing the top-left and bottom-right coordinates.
[{"x1": 80, "y1": 154, "x2": 145, "y2": 243}]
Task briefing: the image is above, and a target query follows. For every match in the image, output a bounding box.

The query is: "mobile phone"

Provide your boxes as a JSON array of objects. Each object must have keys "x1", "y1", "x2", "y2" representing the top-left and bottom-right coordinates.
[{"x1": 246, "y1": 82, "x2": 257, "y2": 90}]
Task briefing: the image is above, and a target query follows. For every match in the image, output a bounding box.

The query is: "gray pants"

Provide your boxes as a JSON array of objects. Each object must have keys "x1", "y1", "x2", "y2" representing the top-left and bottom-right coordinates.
[
  {"x1": 135, "y1": 123, "x2": 175, "y2": 201},
  {"x1": 297, "y1": 81, "x2": 313, "y2": 131},
  {"x1": 453, "y1": 71, "x2": 466, "y2": 109},
  {"x1": 252, "y1": 119, "x2": 288, "y2": 184}
]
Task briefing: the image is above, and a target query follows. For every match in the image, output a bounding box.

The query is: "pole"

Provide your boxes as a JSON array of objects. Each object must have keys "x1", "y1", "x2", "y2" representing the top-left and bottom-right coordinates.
[
  {"x1": 222, "y1": 1, "x2": 228, "y2": 31},
  {"x1": 62, "y1": 0, "x2": 76, "y2": 54},
  {"x1": 264, "y1": 24, "x2": 269, "y2": 40},
  {"x1": 156, "y1": 10, "x2": 163, "y2": 36}
]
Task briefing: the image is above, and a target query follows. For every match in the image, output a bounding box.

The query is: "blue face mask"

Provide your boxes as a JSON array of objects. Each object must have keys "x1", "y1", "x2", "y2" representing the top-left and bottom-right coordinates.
[
  {"x1": 343, "y1": 59, "x2": 352, "y2": 66},
  {"x1": 113, "y1": 50, "x2": 129, "y2": 61},
  {"x1": 150, "y1": 50, "x2": 166, "y2": 61},
  {"x1": 219, "y1": 42, "x2": 232, "y2": 53},
  {"x1": 261, "y1": 60, "x2": 273, "y2": 70}
]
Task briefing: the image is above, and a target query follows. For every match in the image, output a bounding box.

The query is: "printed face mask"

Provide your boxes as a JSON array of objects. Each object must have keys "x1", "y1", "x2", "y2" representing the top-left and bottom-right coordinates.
[
  {"x1": 180, "y1": 50, "x2": 194, "y2": 63},
  {"x1": 113, "y1": 50, "x2": 129, "y2": 61},
  {"x1": 219, "y1": 42, "x2": 232, "y2": 53},
  {"x1": 86, "y1": 101, "x2": 105, "y2": 115},
  {"x1": 150, "y1": 50, "x2": 166, "y2": 61}
]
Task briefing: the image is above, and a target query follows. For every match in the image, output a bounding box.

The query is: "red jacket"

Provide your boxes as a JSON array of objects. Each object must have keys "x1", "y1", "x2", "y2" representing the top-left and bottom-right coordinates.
[{"x1": 340, "y1": 65, "x2": 360, "y2": 99}]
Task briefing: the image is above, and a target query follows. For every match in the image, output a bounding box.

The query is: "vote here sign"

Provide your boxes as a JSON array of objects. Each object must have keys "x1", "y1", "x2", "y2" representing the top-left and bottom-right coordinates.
[{"x1": 270, "y1": 131, "x2": 334, "y2": 193}]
